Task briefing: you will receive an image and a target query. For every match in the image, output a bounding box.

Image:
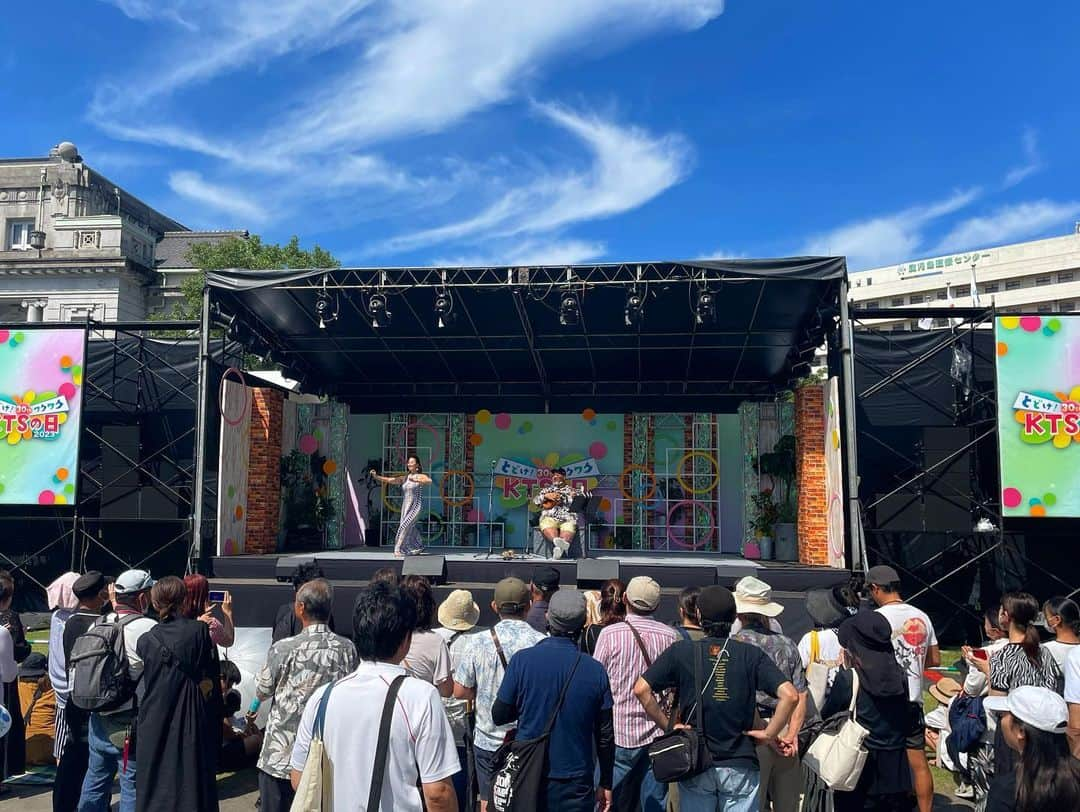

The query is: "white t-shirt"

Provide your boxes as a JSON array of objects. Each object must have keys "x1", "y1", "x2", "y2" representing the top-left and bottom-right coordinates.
[
  {"x1": 1043, "y1": 639, "x2": 1079, "y2": 669},
  {"x1": 403, "y1": 630, "x2": 452, "y2": 687},
  {"x1": 290, "y1": 661, "x2": 460, "y2": 812},
  {"x1": 876, "y1": 602, "x2": 938, "y2": 703},
  {"x1": 0, "y1": 626, "x2": 16, "y2": 683},
  {"x1": 1064, "y1": 644, "x2": 1080, "y2": 704}
]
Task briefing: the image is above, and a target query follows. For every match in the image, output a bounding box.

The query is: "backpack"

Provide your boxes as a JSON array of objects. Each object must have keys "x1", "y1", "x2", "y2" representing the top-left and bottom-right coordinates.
[
  {"x1": 947, "y1": 693, "x2": 987, "y2": 755},
  {"x1": 68, "y1": 614, "x2": 142, "y2": 712}
]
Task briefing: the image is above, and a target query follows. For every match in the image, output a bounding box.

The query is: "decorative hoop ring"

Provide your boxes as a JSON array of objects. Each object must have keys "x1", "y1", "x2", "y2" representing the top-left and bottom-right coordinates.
[
  {"x1": 218, "y1": 367, "x2": 250, "y2": 427},
  {"x1": 440, "y1": 470, "x2": 474, "y2": 508},
  {"x1": 619, "y1": 464, "x2": 657, "y2": 503},
  {"x1": 675, "y1": 451, "x2": 720, "y2": 495},
  {"x1": 666, "y1": 500, "x2": 714, "y2": 550}
]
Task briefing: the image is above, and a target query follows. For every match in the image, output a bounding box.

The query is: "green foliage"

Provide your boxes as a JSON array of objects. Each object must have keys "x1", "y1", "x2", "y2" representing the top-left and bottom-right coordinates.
[
  {"x1": 758, "y1": 433, "x2": 797, "y2": 519},
  {"x1": 154, "y1": 234, "x2": 340, "y2": 321},
  {"x1": 281, "y1": 450, "x2": 317, "y2": 531},
  {"x1": 750, "y1": 489, "x2": 780, "y2": 538}
]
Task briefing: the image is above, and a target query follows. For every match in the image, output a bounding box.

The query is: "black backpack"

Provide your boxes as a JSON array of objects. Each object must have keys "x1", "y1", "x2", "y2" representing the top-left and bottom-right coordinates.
[{"x1": 68, "y1": 614, "x2": 142, "y2": 712}]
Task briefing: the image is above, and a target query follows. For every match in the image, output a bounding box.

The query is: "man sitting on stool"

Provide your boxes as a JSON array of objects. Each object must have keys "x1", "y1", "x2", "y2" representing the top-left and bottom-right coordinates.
[{"x1": 533, "y1": 467, "x2": 580, "y2": 560}]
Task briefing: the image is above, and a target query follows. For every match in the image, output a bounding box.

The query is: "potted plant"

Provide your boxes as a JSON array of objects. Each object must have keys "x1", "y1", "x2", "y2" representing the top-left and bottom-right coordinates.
[
  {"x1": 749, "y1": 488, "x2": 780, "y2": 560},
  {"x1": 758, "y1": 434, "x2": 797, "y2": 560}
]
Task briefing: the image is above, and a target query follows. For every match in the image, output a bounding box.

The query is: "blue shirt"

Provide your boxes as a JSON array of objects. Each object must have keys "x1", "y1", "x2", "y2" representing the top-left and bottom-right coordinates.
[{"x1": 496, "y1": 635, "x2": 613, "y2": 780}]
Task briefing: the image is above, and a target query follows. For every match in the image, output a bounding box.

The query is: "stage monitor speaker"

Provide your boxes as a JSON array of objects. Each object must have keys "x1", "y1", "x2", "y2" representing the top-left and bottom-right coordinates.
[
  {"x1": 402, "y1": 555, "x2": 446, "y2": 584},
  {"x1": 275, "y1": 555, "x2": 318, "y2": 583},
  {"x1": 576, "y1": 559, "x2": 619, "y2": 586},
  {"x1": 715, "y1": 564, "x2": 761, "y2": 586}
]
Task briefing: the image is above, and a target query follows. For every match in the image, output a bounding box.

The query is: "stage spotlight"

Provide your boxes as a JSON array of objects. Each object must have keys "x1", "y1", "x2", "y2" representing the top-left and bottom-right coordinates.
[
  {"x1": 368, "y1": 293, "x2": 391, "y2": 328},
  {"x1": 434, "y1": 291, "x2": 455, "y2": 328},
  {"x1": 559, "y1": 292, "x2": 580, "y2": 326},
  {"x1": 315, "y1": 289, "x2": 337, "y2": 329},
  {"x1": 624, "y1": 288, "x2": 645, "y2": 327},
  {"x1": 695, "y1": 289, "x2": 715, "y2": 325}
]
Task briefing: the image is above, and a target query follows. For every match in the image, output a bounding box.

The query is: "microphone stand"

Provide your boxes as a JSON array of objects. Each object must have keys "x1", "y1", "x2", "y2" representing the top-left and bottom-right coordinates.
[{"x1": 475, "y1": 461, "x2": 501, "y2": 559}]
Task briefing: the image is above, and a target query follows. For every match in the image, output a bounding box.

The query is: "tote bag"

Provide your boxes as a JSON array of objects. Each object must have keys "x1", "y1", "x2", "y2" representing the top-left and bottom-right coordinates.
[
  {"x1": 803, "y1": 670, "x2": 869, "y2": 791},
  {"x1": 291, "y1": 680, "x2": 338, "y2": 812}
]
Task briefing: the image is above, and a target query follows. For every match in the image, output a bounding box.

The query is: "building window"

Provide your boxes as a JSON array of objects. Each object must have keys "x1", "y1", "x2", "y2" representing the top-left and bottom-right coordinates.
[
  {"x1": 1036, "y1": 276, "x2": 1052, "y2": 287},
  {"x1": 866, "y1": 278, "x2": 873, "y2": 286},
  {"x1": 1038, "y1": 303, "x2": 1054, "y2": 313},
  {"x1": 983, "y1": 282, "x2": 999, "y2": 293},
  {"x1": 6, "y1": 219, "x2": 34, "y2": 250},
  {"x1": 1059, "y1": 271, "x2": 1074, "y2": 283},
  {"x1": 1005, "y1": 280, "x2": 1024, "y2": 291},
  {"x1": 909, "y1": 294, "x2": 925, "y2": 304},
  {"x1": 891, "y1": 297, "x2": 906, "y2": 307},
  {"x1": 1060, "y1": 301, "x2": 1075, "y2": 312},
  {"x1": 936, "y1": 290, "x2": 947, "y2": 300},
  {"x1": 954, "y1": 285, "x2": 970, "y2": 297},
  {"x1": 860, "y1": 300, "x2": 877, "y2": 309}
]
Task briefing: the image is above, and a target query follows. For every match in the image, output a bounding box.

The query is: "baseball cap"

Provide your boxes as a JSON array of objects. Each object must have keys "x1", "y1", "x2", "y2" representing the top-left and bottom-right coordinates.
[
  {"x1": 984, "y1": 685, "x2": 1068, "y2": 734},
  {"x1": 696, "y1": 586, "x2": 736, "y2": 624},
  {"x1": 734, "y1": 576, "x2": 784, "y2": 617},
  {"x1": 531, "y1": 566, "x2": 560, "y2": 592},
  {"x1": 437, "y1": 589, "x2": 480, "y2": 631},
  {"x1": 626, "y1": 576, "x2": 661, "y2": 612},
  {"x1": 866, "y1": 565, "x2": 901, "y2": 586},
  {"x1": 114, "y1": 569, "x2": 155, "y2": 595},
  {"x1": 72, "y1": 571, "x2": 106, "y2": 599},
  {"x1": 493, "y1": 577, "x2": 530, "y2": 613},
  {"x1": 547, "y1": 590, "x2": 586, "y2": 634}
]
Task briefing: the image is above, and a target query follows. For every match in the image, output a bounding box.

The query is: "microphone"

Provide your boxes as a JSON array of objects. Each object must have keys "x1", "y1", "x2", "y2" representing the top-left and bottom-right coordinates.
[{"x1": 490, "y1": 459, "x2": 496, "y2": 470}]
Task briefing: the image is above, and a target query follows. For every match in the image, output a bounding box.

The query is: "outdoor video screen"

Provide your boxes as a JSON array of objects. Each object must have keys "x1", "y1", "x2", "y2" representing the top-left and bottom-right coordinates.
[
  {"x1": 0, "y1": 328, "x2": 85, "y2": 506},
  {"x1": 996, "y1": 314, "x2": 1080, "y2": 518}
]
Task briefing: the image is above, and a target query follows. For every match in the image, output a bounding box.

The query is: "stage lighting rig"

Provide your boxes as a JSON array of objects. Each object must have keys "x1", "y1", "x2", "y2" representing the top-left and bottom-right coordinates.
[
  {"x1": 368, "y1": 292, "x2": 391, "y2": 328},
  {"x1": 694, "y1": 288, "x2": 715, "y2": 325},
  {"x1": 559, "y1": 292, "x2": 580, "y2": 326},
  {"x1": 434, "y1": 290, "x2": 455, "y2": 328},
  {"x1": 315, "y1": 275, "x2": 338, "y2": 329},
  {"x1": 624, "y1": 287, "x2": 645, "y2": 327}
]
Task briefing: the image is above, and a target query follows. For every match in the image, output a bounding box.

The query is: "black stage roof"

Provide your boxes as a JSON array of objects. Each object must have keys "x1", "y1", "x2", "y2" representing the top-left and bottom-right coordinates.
[{"x1": 206, "y1": 257, "x2": 846, "y2": 413}]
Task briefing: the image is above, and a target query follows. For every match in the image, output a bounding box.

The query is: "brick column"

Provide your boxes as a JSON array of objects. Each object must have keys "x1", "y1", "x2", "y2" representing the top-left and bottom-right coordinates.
[
  {"x1": 246, "y1": 388, "x2": 283, "y2": 554},
  {"x1": 796, "y1": 384, "x2": 828, "y2": 565}
]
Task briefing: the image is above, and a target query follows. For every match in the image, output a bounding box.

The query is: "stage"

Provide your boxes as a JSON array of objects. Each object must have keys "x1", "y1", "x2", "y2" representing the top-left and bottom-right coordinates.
[{"x1": 210, "y1": 550, "x2": 850, "y2": 640}]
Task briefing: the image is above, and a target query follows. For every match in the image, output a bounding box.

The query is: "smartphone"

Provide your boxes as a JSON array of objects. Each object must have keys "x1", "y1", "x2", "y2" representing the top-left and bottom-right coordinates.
[
  {"x1": 972, "y1": 648, "x2": 988, "y2": 661},
  {"x1": 208, "y1": 590, "x2": 226, "y2": 603}
]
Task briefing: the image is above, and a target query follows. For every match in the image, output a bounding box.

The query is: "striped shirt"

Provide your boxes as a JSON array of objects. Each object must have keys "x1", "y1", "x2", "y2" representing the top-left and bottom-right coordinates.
[
  {"x1": 593, "y1": 614, "x2": 679, "y2": 748},
  {"x1": 989, "y1": 641, "x2": 1063, "y2": 694}
]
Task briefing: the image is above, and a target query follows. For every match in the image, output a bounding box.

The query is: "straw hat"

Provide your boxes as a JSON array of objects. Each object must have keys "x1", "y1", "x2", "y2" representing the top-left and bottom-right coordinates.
[
  {"x1": 929, "y1": 677, "x2": 962, "y2": 705},
  {"x1": 734, "y1": 576, "x2": 784, "y2": 617},
  {"x1": 437, "y1": 589, "x2": 480, "y2": 631}
]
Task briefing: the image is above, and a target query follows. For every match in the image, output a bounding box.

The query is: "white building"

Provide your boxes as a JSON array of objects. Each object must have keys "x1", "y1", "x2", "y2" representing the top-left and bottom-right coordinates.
[{"x1": 850, "y1": 227, "x2": 1080, "y2": 328}]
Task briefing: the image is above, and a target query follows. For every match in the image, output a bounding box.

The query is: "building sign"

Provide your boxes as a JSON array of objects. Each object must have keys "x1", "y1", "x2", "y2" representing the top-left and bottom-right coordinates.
[
  {"x1": 996, "y1": 315, "x2": 1080, "y2": 517},
  {"x1": 897, "y1": 250, "x2": 992, "y2": 279},
  {"x1": 0, "y1": 328, "x2": 86, "y2": 506}
]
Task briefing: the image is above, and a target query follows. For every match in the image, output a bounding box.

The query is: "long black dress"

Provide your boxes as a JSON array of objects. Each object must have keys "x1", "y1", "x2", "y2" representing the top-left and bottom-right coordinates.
[
  {"x1": 135, "y1": 615, "x2": 222, "y2": 812},
  {"x1": 0, "y1": 607, "x2": 29, "y2": 778}
]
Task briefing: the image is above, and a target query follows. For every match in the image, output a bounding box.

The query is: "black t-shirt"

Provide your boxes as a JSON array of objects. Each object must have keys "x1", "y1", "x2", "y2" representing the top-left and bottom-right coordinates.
[
  {"x1": 61, "y1": 610, "x2": 102, "y2": 741},
  {"x1": 984, "y1": 767, "x2": 1016, "y2": 812},
  {"x1": 820, "y1": 668, "x2": 909, "y2": 750},
  {"x1": 643, "y1": 636, "x2": 786, "y2": 768}
]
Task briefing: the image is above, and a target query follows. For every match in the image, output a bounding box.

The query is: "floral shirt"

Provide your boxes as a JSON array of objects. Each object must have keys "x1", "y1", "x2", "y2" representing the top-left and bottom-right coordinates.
[
  {"x1": 453, "y1": 618, "x2": 547, "y2": 751},
  {"x1": 533, "y1": 483, "x2": 577, "y2": 523},
  {"x1": 255, "y1": 623, "x2": 357, "y2": 778},
  {"x1": 732, "y1": 624, "x2": 807, "y2": 717}
]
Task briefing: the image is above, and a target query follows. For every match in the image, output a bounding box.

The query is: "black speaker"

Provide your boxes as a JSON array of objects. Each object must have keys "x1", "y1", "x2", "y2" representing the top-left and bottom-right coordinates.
[
  {"x1": 576, "y1": 559, "x2": 619, "y2": 585},
  {"x1": 402, "y1": 555, "x2": 447, "y2": 584},
  {"x1": 275, "y1": 555, "x2": 318, "y2": 583}
]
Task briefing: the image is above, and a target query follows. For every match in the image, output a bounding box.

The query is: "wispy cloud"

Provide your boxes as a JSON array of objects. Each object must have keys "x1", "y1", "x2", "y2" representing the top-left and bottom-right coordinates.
[
  {"x1": 168, "y1": 171, "x2": 268, "y2": 224},
  {"x1": 931, "y1": 200, "x2": 1080, "y2": 255},
  {"x1": 431, "y1": 238, "x2": 607, "y2": 268},
  {"x1": 801, "y1": 188, "x2": 980, "y2": 270},
  {"x1": 1002, "y1": 127, "x2": 1043, "y2": 188}
]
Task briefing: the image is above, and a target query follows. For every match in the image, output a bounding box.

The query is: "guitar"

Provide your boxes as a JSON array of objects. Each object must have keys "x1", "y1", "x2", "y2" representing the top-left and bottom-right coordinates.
[{"x1": 541, "y1": 485, "x2": 586, "y2": 510}]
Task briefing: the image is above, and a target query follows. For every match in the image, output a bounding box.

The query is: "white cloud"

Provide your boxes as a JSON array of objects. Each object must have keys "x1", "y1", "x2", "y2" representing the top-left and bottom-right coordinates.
[
  {"x1": 431, "y1": 238, "x2": 607, "y2": 268},
  {"x1": 1003, "y1": 127, "x2": 1043, "y2": 188},
  {"x1": 374, "y1": 103, "x2": 692, "y2": 254},
  {"x1": 931, "y1": 200, "x2": 1080, "y2": 255},
  {"x1": 801, "y1": 188, "x2": 980, "y2": 270},
  {"x1": 168, "y1": 171, "x2": 268, "y2": 224}
]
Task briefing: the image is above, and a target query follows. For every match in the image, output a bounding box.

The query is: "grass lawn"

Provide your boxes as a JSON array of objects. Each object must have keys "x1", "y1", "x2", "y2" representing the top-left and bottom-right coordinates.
[{"x1": 922, "y1": 647, "x2": 967, "y2": 801}]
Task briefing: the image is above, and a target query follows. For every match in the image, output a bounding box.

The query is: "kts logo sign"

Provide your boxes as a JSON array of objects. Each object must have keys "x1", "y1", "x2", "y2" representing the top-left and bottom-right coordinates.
[{"x1": 0, "y1": 395, "x2": 70, "y2": 440}]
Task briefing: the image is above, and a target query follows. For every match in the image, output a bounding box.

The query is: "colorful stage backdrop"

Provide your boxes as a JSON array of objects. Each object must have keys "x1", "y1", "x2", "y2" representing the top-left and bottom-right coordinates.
[
  {"x1": 996, "y1": 314, "x2": 1080, "y2": 518},
  {"x1": 0, "y1": 328, "x2": 85, "y2": 506}
]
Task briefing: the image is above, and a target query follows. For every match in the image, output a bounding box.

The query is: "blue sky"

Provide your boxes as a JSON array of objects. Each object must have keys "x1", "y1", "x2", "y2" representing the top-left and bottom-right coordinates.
[{"x1": 2, "y1": 1, "x2": 1079, "y2": 270}]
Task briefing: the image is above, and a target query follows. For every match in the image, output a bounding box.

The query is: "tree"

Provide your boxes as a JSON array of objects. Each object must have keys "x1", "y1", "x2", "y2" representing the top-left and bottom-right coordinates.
[{"x1": 157, "y1": 234, "x2": 339, "y2": 321}]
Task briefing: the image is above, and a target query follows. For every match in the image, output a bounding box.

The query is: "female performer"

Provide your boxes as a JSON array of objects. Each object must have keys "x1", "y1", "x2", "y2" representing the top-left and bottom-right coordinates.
[{"x1": 371, "y1": 455, "x2": 432, "y2": 556}]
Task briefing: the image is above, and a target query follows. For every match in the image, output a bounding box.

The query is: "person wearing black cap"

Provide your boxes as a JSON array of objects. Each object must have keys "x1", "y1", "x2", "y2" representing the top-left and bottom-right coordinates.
[
  {"x1": 808, "y1": 611, "x2": 912, "y2": 812},
  {"x1": 53, "y1": 571, "x2": 109, "y2": 812},
  {"x1": 634, "y1": 586, "x2": 798, "y2": 812},
  {"x1": 526, "y1": 566, "x2": 560, "y2": 634}
]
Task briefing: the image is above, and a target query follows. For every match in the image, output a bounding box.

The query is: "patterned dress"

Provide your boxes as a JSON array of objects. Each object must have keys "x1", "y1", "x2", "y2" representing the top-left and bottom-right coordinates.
[{"x1": 395, "y1": 474, "x2": 425, "y2": 554}]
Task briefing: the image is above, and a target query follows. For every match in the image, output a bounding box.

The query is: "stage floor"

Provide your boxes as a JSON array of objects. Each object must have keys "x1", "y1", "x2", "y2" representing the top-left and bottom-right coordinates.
[{"x1": 211, "y1": 549, "x2": 849, "y2": 637}]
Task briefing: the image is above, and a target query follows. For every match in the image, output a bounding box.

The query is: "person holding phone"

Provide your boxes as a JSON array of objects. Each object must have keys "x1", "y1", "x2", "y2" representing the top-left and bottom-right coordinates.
[{"x1": 183, "y1": 574, "x2": 235, "y2": 648}]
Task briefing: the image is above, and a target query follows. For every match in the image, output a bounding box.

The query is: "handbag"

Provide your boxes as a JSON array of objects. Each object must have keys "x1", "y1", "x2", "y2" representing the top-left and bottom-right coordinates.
[
  {"x1": 489, "y1": 655, "x2": 582, "y2": 812},
  {"x1": 803, "y1": 669, "x2": 870, "y2": 791},
  {"x1": 647, "y1": 640, "x2": 725, "y2": 784},
  {"x1": 290, "y1": 678, "x2": 341, "y2": 812}
]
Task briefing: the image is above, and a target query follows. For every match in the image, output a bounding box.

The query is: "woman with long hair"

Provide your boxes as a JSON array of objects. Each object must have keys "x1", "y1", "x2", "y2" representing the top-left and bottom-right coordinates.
[
  {"x1": 182, "y1": 574, "x2": 235, "y2": 647},
  {"x1": 135, "y1": 577, "x2": 222, "y2": 812},
  {"x1": 579, "y1": 578, "x2": 626, "y2": 654},
  {"x1": 674, "y1": 585, "x2": 704, "y2": 641},
  {"x1": 399, "y1": 575, "x2": 453, "y2": 697},
  {"x1": 983, "y1": 686, "x2": 1080, "y2": 812},
  {"x1": 371, "y1": 454, "x2": 432, "y2": 557},
  {"x1": 1041, "y1": 596, "x2": 1080, "y2": 668}
]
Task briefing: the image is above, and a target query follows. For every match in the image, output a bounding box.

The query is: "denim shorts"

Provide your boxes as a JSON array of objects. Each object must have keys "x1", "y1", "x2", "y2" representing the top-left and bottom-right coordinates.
[{"x1": 474, "y1": 745, "x2": 500, "y2": 799}]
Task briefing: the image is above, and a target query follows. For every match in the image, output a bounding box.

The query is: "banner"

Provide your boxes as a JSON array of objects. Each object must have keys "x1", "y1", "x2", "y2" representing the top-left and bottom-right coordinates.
[
  {"x1": 996, "y1": 314, "x2": 1080, "y2": 517},
  {"x1": 0, "y1": 328, "x2": 85, "y2": 505}
]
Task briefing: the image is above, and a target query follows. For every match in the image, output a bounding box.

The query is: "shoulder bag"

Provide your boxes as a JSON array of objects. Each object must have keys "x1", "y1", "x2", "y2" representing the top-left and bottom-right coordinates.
[
  {"x1": 290, "y1": 677, "x2": 345, "y2": 812},
  {"x1": 805, "y1": 629, "x2": 833, "y2": 713},
  {"x1": 489, "y1": 655, "x2": 582, "y2": 812},
  {"x1": 647, "y1": 639, "x2": 725, "y2": 784},
  {"x1": 803, "y1": 669, "x2": 869, "y2": 791}
]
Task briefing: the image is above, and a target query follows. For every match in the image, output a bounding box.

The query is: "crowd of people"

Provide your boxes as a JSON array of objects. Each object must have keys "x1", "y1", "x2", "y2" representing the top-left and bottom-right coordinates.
[{"x1": 0, "y1": 560, "x2": 1072, "y2": 811}]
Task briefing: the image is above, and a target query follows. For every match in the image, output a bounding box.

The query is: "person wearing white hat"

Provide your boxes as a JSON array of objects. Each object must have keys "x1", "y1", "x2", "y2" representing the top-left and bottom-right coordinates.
[
  {"x1": 983, "y1": 686, "x2": 1080, "y2": 811},
  {"x1": 731, "y1": 576, "x2": 806, "y2": 812}
]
